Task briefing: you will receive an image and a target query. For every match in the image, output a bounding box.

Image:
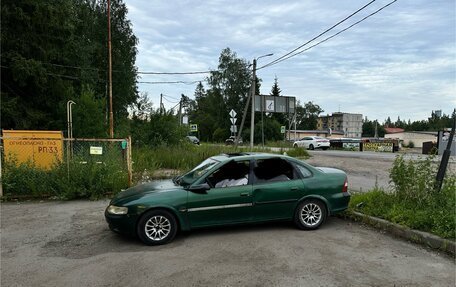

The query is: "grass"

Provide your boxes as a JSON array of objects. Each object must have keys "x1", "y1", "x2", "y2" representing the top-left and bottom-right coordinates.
[
  {"x1": 2, "y1": 157, "x2": 128, "y2": 200},
  {"x1": 132, "y1": 143, "x2": 307, "y2": 173},
  {"x1": 349, "y1": 155, "x2": 456, "y2": 240}
]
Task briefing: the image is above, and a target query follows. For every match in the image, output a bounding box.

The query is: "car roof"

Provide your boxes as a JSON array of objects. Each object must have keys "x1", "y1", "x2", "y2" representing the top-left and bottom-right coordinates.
[{"x1": 212, "y1": 152, "x2": 292, "y2": 162}]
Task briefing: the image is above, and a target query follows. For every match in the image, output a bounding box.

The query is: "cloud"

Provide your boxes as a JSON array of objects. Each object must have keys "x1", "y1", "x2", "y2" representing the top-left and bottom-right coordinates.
[{"x1": 126, "y1": 0, "x2": 455, "y2": 121}]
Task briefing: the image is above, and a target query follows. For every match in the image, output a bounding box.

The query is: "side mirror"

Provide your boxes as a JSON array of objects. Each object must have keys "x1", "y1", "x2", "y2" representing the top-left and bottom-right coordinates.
[{"x1": 187, "y1": 183, "x2": 210, "y2": 194}]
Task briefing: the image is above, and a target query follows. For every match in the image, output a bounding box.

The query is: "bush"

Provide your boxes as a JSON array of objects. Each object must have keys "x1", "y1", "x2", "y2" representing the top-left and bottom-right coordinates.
[
  {"x1": 350, "y1": 156, "x2": 456, "y2": 239},
  {"x1": 2, "y1": 157, "x2": 128, "y2": 200},
  {"x1": 286, "y1": 147, "x2": 309, "y2": 158}
]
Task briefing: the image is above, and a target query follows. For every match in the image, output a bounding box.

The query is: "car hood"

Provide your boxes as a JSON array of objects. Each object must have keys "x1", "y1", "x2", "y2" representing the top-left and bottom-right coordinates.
[{"x1": 113, "y1": 180, "x2": 183, "y2": 201}]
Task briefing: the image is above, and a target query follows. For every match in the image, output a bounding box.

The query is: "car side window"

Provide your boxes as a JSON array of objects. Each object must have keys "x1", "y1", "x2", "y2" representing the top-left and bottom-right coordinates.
[
  {"x1": 206, "y1": 160, "x2": 250, "y2": 188},
  {"x1": 253, "y1": 158, "x2": 296, "y2": 184},
  {"x1": 294, "y1": 163, "x2": 313, "y2": 178}
]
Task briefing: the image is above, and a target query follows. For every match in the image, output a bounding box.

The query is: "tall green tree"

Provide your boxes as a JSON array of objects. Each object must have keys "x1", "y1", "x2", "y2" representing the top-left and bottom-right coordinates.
[
  {"x1": 295, "y1": 101, "x2": 323, "y2": 130},
  {"x1": 188, "y1": 48, "x2": 254, "y2": 141},
  {"x1": 270, "y1": 76, "x2": 281, "y2": 97},
  {"x1": 1, "y1": 0, "x2": 138, "y2": 137}
]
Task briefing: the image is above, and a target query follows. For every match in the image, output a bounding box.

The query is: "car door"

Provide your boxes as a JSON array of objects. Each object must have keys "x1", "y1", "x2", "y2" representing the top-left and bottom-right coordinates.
[
  {"x1": 251, "y1": 158, "x2": 305, "y2": 221},
  {"x1": 301, "y1": 137, "x2": 311, "y2": 149},
  {"x1": 186, "y1": 160, "x2": 253, "y2": 228}
]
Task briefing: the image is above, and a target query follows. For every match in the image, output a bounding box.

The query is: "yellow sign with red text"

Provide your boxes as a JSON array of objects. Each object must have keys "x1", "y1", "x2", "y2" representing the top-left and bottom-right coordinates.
[{"x1": 2, "y1": 130, "x2": 63, "y2": 169}]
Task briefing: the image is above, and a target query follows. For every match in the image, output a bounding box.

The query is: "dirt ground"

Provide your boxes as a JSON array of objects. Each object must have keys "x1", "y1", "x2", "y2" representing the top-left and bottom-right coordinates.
[
  {"x1": 1, "y1": 200, "x2": 455, "y2": 287},
  {"x1": 305, "y1": 153, "x2": 392, "y2": 192}
]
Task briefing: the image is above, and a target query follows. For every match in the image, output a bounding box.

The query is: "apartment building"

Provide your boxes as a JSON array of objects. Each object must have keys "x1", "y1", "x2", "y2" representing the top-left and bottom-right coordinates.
[{"x1": 317, "y1": 112, "x2": 363, "y2": 138}]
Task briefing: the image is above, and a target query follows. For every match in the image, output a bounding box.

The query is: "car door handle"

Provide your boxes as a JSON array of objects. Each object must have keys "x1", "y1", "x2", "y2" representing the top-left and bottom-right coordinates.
[
  {"x1": 240, "y1": 192, "x2": 250, "y2": 197},
  {"x1": 291, "y1": 187, "x2": 299, "y2": 191}
]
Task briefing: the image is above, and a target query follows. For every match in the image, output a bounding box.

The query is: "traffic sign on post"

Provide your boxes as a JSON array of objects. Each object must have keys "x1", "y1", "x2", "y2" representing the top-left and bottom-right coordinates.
[
  {"x1": 229, "y1": 109, "x2": 237, "y2": 118},
  {"x1": 190, "y1": 124, "x2": 198, "y2": 132},
  {"x1": 281, "y1": 126, "x2": 286, "y2": 134},
  {"x1": 230, "y1": 118, "x2": 237, "y2": 125}
]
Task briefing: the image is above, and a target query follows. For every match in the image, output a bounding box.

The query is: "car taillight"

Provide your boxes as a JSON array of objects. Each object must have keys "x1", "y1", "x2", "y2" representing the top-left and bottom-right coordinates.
[{"x1": 342, "y1": 178, "x2": 349, "y2": 194}]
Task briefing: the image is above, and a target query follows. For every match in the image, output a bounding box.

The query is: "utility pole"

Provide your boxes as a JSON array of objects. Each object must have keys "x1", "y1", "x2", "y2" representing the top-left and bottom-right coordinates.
[
  {"x1": 107, "y1": 0, "x2": 114, "y2": 138},
  {"x1": 249, "y1": 53, "x2": 273, "y2": 149},
  {"x1": 160, "y1": 93, "x2": 163, "y2": 114},
  {"x1": 250, "y1": 59, "x2": 257, "y2": 149},
  {"x1": 435, "y1": 108, "x2": 456, "y2": 192},
  {"x1": 178, "y1": 95, "x2": 183, "y2": 126},
  {"x1": 374, "y1": 120, "x2": 378, "y2": 138},
  {"x1": 235, "y1": 90, "x2": 251, "y2": 148}
]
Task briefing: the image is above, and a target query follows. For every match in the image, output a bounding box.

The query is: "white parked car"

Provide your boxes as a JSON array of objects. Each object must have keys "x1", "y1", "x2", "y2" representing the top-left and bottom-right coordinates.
[{"x1": 293, "y1": 136, "x2": 330, "y2": 150}]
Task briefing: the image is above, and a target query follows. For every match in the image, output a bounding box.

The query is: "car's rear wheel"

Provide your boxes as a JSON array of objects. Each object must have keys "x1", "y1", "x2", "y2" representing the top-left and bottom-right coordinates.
[
  {"x1": 308, "y1": 144, "x2": 315, "y2": 150},
  {"x1": 294, "y1": 199, "x2": 327, "y2": 230},
  {"x1": 293, "y1": 143, "x2": 298, "y2": 148},
  {"x1": 137, "y1": 209, "x2": 177, "y2": 245}
]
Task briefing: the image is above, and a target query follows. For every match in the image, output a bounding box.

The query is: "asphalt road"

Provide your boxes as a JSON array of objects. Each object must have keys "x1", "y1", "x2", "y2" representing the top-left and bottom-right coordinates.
[
  {"x1": 304, "y1": 150, "x2": 455, "y2": 193},
  {"x1": 1, "y1": 200, "x2": 454, "y2": 287}
]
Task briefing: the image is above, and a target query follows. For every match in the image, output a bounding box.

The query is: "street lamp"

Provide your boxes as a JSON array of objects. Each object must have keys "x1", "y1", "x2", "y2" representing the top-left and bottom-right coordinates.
[
  {"x1": 66, "y1": 100, "x2": 76, "y2": 139},
  {"x1": 250, "y1": 53, "x2": 273, "y2": 149}
]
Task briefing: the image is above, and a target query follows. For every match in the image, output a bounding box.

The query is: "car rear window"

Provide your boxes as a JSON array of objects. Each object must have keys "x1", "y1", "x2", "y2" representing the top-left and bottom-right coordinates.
[{"x1": 254, "y1": 158, "x2": 295, "y2": 183}]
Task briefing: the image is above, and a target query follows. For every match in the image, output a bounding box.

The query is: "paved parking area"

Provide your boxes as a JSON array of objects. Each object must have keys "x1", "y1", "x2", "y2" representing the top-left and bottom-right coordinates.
[{"x1": 1, "y1": 200, "x2": 455, "y2": 287}]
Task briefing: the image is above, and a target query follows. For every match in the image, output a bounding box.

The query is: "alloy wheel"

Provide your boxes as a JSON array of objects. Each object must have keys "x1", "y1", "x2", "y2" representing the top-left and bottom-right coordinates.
[
  {"x1": 145, "y1": 215, "x2": 171, "y2": 241},
  {"x1": 300, "y1": 203, "x2": 322, "y2": 227}
]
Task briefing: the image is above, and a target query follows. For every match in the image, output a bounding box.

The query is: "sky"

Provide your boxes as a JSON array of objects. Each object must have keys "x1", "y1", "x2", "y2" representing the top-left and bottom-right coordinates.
[{"x1": 125, "y1": 0, "x2": 455, "y2": 122}]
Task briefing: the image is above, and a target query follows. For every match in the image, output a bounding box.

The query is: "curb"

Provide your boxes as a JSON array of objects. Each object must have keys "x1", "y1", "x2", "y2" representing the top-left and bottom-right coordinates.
[{"x1": 341, "y1": 211, "x2": 455, "y2": 256}]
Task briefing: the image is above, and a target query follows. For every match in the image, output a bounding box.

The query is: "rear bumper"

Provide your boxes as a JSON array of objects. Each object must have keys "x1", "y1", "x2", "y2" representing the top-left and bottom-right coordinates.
[
  {"x1": 329, "y1": 193, "x2": 351, "y2": 215},
  {"x1": 315, "y1": 142, "x2": 330, "y2": 149}
]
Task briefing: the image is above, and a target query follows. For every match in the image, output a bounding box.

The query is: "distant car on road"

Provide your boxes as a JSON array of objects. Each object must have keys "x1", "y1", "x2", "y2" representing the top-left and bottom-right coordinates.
[
  {"x1": 105, "y1": 152, "x2": 350, "y2": 245},
  {"x1": 225, "y1": 136, "x2": 242, "y2": 145},
  {"x1": 293, "y1": 136, "x2": 330, "y2": 150},
  {"x1": 186, "y1": 136, "x2": 200, "y2": 145}
]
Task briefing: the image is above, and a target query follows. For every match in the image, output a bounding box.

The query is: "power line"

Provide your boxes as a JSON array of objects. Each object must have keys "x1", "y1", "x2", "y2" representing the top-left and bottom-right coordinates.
[
  {"x1": 258, "y1": 0, "x2": 386, "y2": 70},
  {"x1": 259, "y1": 0, "x2": 397, "y2": 70},
  {"x1": 161, "y1": 94, "x2": 180, "y2": 101},
  {"x1": 3, "y1": 59, "x2": 214, "y2": 75},
  {"x1": 1, "y1": 65, "x2": 81, "y2": 81},
  {"x1": 138, "y1": 80, "x2": 201, "y2": 85},
  {"x1": 161, "y1": 95, "x2": 180, "y2": 103},
  {"x1": 138, "y1": 71, "x2": 212, "y2": 75}
]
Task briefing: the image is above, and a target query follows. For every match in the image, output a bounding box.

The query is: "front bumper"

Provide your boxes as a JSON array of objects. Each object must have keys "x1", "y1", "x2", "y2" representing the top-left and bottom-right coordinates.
[{"x1": 105, "y1": 209, "x2": 138, "y2": 236}]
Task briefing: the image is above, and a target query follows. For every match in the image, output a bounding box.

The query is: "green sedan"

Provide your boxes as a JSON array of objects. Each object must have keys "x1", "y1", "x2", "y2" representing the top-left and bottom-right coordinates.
[{"x1": 105, "y1": 153, "x2": 350, "y2": 245}]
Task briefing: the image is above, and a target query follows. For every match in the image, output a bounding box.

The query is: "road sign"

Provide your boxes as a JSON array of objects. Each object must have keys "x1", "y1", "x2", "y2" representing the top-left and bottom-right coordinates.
[
  {"x1": 230, "y1": 118, "x2": 237, "y2": 125},
  {"x1": 229, "y1": 109, "x2": 237, "y2": 118},
  {"x1": 230, "y1": 125, "x2": 237, "y2": 133},
  {"x1": 281, "y1": 126, "x2": 286, "y2": 134},
  {"x1": 190, "y1": 124, "x2": 198, "y2": 132}
]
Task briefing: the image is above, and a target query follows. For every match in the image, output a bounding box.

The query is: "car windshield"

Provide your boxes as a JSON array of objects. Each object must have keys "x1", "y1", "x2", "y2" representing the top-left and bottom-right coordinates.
[{"x1": 174, "y1": 157, "x2": 219, "y2": 186}]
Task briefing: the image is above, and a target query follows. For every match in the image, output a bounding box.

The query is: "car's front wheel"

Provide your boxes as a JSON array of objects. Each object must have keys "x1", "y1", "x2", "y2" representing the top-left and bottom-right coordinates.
[
  {"x1": 294, "y1": 200, "x2": 327, "y2": 230},
  {"x1": 308, "y1": 144, "x2": 315, "y2": 150},
  {"x1": 137, "y1": 209, "x2": 178, "y2": 245}
]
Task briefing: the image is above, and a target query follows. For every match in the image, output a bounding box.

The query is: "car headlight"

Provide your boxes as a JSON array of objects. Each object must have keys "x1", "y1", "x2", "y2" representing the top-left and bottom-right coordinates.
[{"x1": 107, "y1": 205, "x2": 128, "y2": 215}]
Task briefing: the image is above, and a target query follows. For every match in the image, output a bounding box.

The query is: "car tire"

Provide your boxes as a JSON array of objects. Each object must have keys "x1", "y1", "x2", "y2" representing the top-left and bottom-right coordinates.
[
  {"x1": 294, "y1": 199, "x2": 327, "y2": 230},
  {"x1": 137, "y1": 209, "x2": 178, "y2": 245},
  {"x1": 293, "y1": 143, "x2": 298, "y2": 148},
  {"x1": 308, "y1": 144, "x2": 315, "y2": 150}
]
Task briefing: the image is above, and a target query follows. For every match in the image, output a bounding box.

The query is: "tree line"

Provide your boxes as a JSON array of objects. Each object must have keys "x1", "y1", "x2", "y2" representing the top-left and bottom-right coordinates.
[
  {"x1": 362, "y1": 112, "x2": 454, "y2": 137},
  {"x1": 1, "y1": 0, "x2": 137, "y2": 138},
  {"x1": 1, "y1": 1, "x2": 322, "y2": 145}
]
